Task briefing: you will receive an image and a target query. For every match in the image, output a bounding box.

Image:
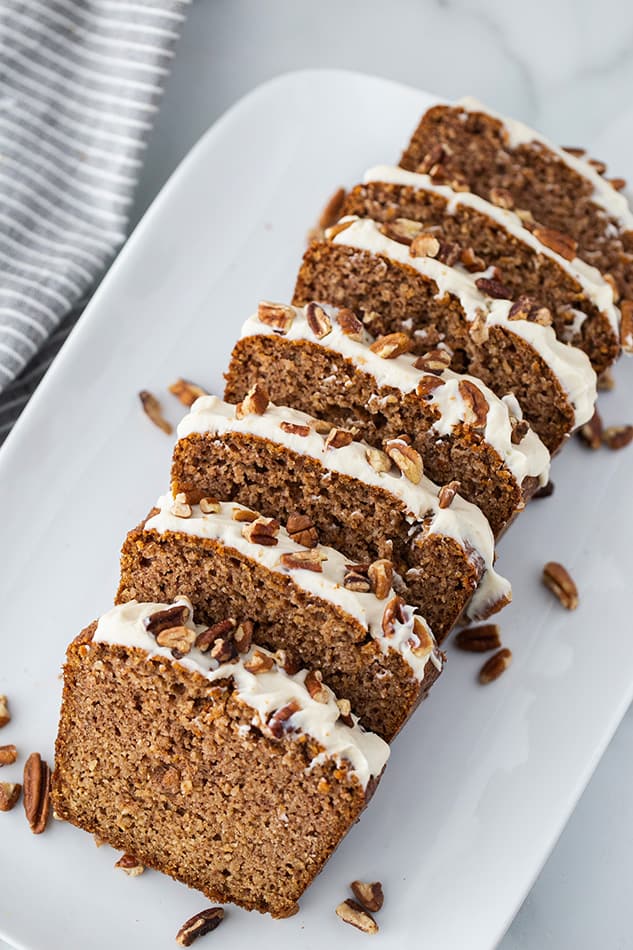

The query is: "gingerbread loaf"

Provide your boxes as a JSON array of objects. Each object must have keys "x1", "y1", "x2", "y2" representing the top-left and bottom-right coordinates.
[
  {"x1": 399, "y1": 97, "x2": 633, "y2": 319},
  {"x1": 53, "y1": 599, "x2": 389, "y2": 918},
  {"x1": 224, "y1": 301, "x2": 551, "y2": 536},
  {"x1": 293, "y1": 216, "x2": 597, "y2": 451},
  {"x1": 116, "y1": 497, "x2": 444, "y2": 740},
  {"x1": 171, "y1": 393, "x2": 511, "y2": 639},
  {"x1": 341, "y1": 165, "x2": 620, "y2": 373}
]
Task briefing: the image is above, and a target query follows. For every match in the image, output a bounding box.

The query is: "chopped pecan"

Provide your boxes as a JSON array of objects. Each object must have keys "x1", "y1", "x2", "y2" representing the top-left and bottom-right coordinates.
[
  {"x1": 563, "y1": 146, "x2": 585, "y2": 157},
  {"x1": 609, "y1": 177, "x2": 626, "y2": 191},
  {"x1": 210, "y1": 637, "x2": 238, "y2": 663},
  {"x1": 620, "y1": 300, "x2": 633, "y2": 354},
  {"x1": 542, "y1": 561, "x2": 578, "y2": 610},
  {"x1": 382, "y1": 595, "x2": 408, "y2": 637},
  {"x1": 235, "y1": 382, "x2": 269, "y2": 419},
  {"x1": 257, "y1": 300, "x2": 295, "y2": 333},
  {"x1": 577, "y1": 410, "x2": 603, "y2": 450},
  {"x1": 0, "y1": 695, "x2": 9, "y2": 729},
  {"x1": 23, "y1": 752, "x2": 51, "y2": 834},
  {"x1": 156, "y1": 625, "x2": 196, "y2": 656},
  {"x1": 416, "y1": 374, "x2": 445, "y2": 398},
  {"x1": 0, "y1": 744, "x2": 17, "y2": 766},
  {"x1": 380, "y1": 217, "x2": 423, "y2": 245},
  {"x1": 416, "y1": 143, "x2": 445, "y2": 175},
  {"x1": 241, "y1": 516, "x2": 280, "y2": 546},
  {"x1": 365, "y1": 446, "x2": 392, "y2": 473},
  {"x1": 176, "y1": 907, "x2": 224, "y2": 946},
  {"x1": 273, "y1": 649, "x2": 301, "y2": 675},
  {"x1": 588, "y1": 157, "x2": 607, "y2": 175},
  {"x1": 335, "y1": 899, "x2": 378, "y2": 934},
  {"x1": 511, "y1": 419, "x2": 529, "y2": 444},
  {"x1": 603, "y1": 273, "x2": 620, "y2": 303},
  {"x1": 438, "y1": 480, "x2": 460, "y2": 509},
  {"x1": 343, "y1": 570, "x2": 372, "y2": 593},
  {"x1": 171, "y1": 493, "x2": 192, "y2": 518},
  {"x1": 139, "y1": 390, "x2": 172, "y2": 435},
  {"x1": 232, "y1": 506, "x2": 257, "y2": 522},
  {"x1": 368, "y1": 559, "x2": 393, "y2": 600},
  {"x1": 603, "y1": 425, "x2": 633, "y2": 450},
  {"x1": 489, "y1": 187, "x2": 514, "y2": 210},
  {"x1": 168, "y1": 378, "x2": 208, "y2": 407},
  {"x1": 233, "y1": 620, "x2": 254, "y2": 654},
  {"x1": 469, "y1": 310, "x2": 489, "y2": 344},
  {"x1": 279, "y1": 550, "x2": 326, "y2": 573},
  {"x1": 306, "y1": 301, "x2": 333, "y2": 339},
  {"x1": 455, "y1": 624, "x2": 501, "y2": 653},
  {"x1": 413, "y1": 348, "x2": 451, "y2": 374},
  {"x1": 0, "y1": 782, "x2": 21, "y2": 812},
  {"x1": 479, "y1": 648, "x2": 512, "y2": 684},
  {"x1": 305, "y1": 669, "x2": 329, "y2": 703},
  {"x1": 324, "y1": 427, "x2": 354, "y2": 449},
  {"x1": 145, "y1": 603, "x2": 190, "y2": 636},
  {"x1": 195, "y1": 619, "x2": 236, "y2": 653},
  {"x1": 280, "y1": 420, "x2": 311, "y2": 437},
  {"x1": 267, "y1": 700, "x2": 300, "y2": 738},
  {"x1": 508, "y1": 294, "x2": 552, "y2": 325},
  {"x1": 369, "y1": 332, "x2": 412, "y2": 359},
  {"x1": 461, "y1": 246, "x2": 487, "y2": 272},
  {"x1": 436, "y1": 240, "x2": 461, "y2": 266},
  {"x1": 336, "y1": 307, "x2": 365, "y2": 340},
  {"x1": 351, "y1": 880, "x2": 384, "y2": 913},
  {"x1": 410, "y1": 615, "x2": 435, "y2": 657},
  {"x1": 318, "y1": 187, "x2": 347, "y2": 230},
  {"x1": 244, "y1": 649, "x2": 275, "y2": 674},
  {"x1": 115, "y1": 853, "x2": 145, "y2": 877},
  {"x1": 533, "y1": 226, "x2": 578, "y2": 261},
  {"x1": 475, "y1": 276, "x2": 511, "y2": 300},
  {"x1": 458, "y1": 379, "x2": 489, "y2": 428},
  {"x1": 409, "y1": 231, "x2": 440, "y2": 258},
  {"x1": 198, "y1": 496, "x2": 221, "y2": 514},
  {"x1": 385, "y1": 439, "x2": 423, "y2": 483},
  {"x1": 336, "y1": 698, "x2": 354, "y2": 727},
  {"x1": 286, "y1": 513, "x2": 318, "y2": 548}
]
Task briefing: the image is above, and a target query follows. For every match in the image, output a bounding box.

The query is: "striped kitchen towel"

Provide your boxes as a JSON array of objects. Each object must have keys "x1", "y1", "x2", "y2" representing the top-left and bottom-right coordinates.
[{"x1": 0, "y1": 0, "x2": 190, "y2": 445}]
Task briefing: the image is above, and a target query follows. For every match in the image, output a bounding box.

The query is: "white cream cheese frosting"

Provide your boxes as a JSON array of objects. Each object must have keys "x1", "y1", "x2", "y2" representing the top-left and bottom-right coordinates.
[
  {"x1": 177, "y1": 394, "x2": 511, "y2": 619},
  {"x1": 362, "y1": 163, "x2": 619, "y2": 336},
  {"x1": 325, "y1": 216, "x2": 597, "y2": 428},
  {"x1": 92, "y1": 598, "x2": 389, "y2": 790},
  {"x1": 143, "y1": 494, "x2": 443, "y2": 682},
  {"x1": 240, "y1": 303, "x2": 551, "y2": 487},
  {"x1": 456, "y1": 96, "x2": 633, "y2": 232}
]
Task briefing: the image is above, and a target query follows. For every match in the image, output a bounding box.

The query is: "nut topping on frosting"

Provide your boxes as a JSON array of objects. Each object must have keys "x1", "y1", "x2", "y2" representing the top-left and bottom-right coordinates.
[
  {"x1": 475, "y1": 276, "x2": 512, "y2": 300},
  {"x1": 438, "y1": 480, "x2": 461, "y2": 509},
  {"x1": 306, "y1": 301, "x2": 332, "y2": 339},
  {"x1": 368, "y1": 559, "x2": 393, "y2": 600},
  {"x1": 279, "y1": 550, "x2": 327, "y2": 573},
  {"x1": 144, "y1": 603, "x2": 190, "y2": 635},
  {"x1": 508, "y1": 294, "x2": 553, "y2": 326},
  {"x1": 139, "y1": 389, "x2": 172, "y2": 435},
  {"x1": 533, "y1": 225, "x2": 578, "y2": 261},
  {"x1": 324, "y1": 427, "x2": 354, "y2": 450},
  {"x1": 155, "y1": 625, "x2": 196, "y2": 656},
  {"x1": 195, "y1": 619, "x2": 236, "y2": 653},
  {"x1": 510, "y1": 419, "x2": 530, "y2": 445},
  {"x1": 280, "y1": 420, "x2": 311, "y2": 437},
  {"x1": 461, "y1": 246, "x2": 487, "y2": 273},
  {"x1": 458, "y1": 380, "x2": 489, "y2": 428},
  {"x1": 286, "y1": 513, "x2": 318, "y2": 549},
  {"x1": 304, "y1": 670, "x2": 329, "y2": 704},
  {"x1": 267, "y1": 700, "x2": 301, "y2": 739},
  {"x1": 257, "y1": 300, "x2": 295, "y2": 333},
  {"x1": 336, "y1": 698, "x2": 354, "y2": 727},
  {"x1": 381, "y1": 595, "x2": 408, "y2": 638},
  {"x1": 235, "y1": 382, "x2": 270, "y2": 419},
  {"x1": 244, "y1": 649, "x2": 275, "y2": 674},
  {"x1": 410, "y1": 616, "x2": 434, "y2": 657},
  {"x1": 241, "y1": 516, "x2": 280, "y2": 547},
  {"x1": 199, "y1": 496, "x2": 221, "y2": 514},
  {"x1": 542, "y1": 561, "x2": 578, "y2": 610},
  {"x1": 413, "y1": 348, "x2": 451, "y2": 374},
  {"x1": 168, "y1": 378, "x2": 208, "y2": 407},
  {"x1": 343, "y1": 569, "x2": 372, "y2": 593},
  {"x1": 233, "y1": 620, "x2": 254, "y2": 654},
  {"x1": 369, "y1": 332, "x2": 412, "y2": 359},
  {"x1": 416, "y1": 374, "x2": 445, "y2": 398},
  {"x1": 384, "y1": 439, "x2": 423, "y2": 484},
  {"x1": 336, "y1": 307, "x2": 365, "y2": 340},
  {"x1": 409, "y1": 231, "x2": 440, "y2": 259},
  {"x1": 210, "y1": 637, "x2": 237, "y2": 663},
  {"x1": 231, "y1": 506, "x2": 257, "y2": 523},
  {"x1": 171, "y1": 493, "x2": 192, "y2": 519},
  {"x1": 365, "y1": 446, "x2": 392, "y2": 474},
  {"x1": 379, "y1": 217, "x2": 423, "y2": 246}
]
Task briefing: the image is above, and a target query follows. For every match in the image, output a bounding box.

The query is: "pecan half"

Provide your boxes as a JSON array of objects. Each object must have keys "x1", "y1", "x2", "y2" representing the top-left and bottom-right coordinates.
[
  {"x1": 479, "y1": 648, "x2": 512, "y2": 684},
  {"x1": 380, "y1": 217, "x2": 423, "y2": 245},
  {"x1": 344, "y1": 570, "x2": 372, "y2": 593},
  {"x1": 410, "y1": 615, "x2": 435, "y2": 657},
  {"x1": 324, "y1": 427, "x2": 354, "y2": 450},
  {"x1": 318, "y1": 187, "x2": 347, "y2": 230},
  {"x1": 455, "y1": 624, "x2": 501, "y2": 653},
  {"x1": 620, "y1": 300, "x2": 633, "y2": 354},
  {"x1": 436, "y1": 240, "x2": 461, "y2": 266},
  {"x1": 507, "y1": 294, "x2": 552, "y2": 326},
  {"x1": 533, "y1": 226, "x2": 578, "y2": 261},
  {"x1": 241, "y1": 516, "x2": 280, "y2": 546},
  {"x1": 336, "y1": 307, "x2": 365, "y2": 340},
  {"x1": 23, "y1": 752, "x2": 51, "y2": 834},
  {"x1": 369, "y1": 332, "x2": 412, "y2": 359},
  {"x1": 489, "y1": 187, "x2": 514, "y2": 210},
  {"x1": 168, "y1": 378, "x2": 208, "y2": 407},
  {"x1": 0, "y1": 744, "x2": 17, "y2": 766},
  {"x1": 461, "y1": 246, "x2": 487, "y2": 272},
  {"x1": 115, "y1": 853, "x2": 145, "y2": 877},
  {"x1": 413, "y1": 348, "x2": 451, "y2": 374},
  {"x1": 155, "y1": 625, "x2": 196, "y2": 656},
  {"x1": 257, "y1": 300, "x2": 295, "y2": 333},
  {"x1": 231, "y1": 506, "x2": 257, "y2": 522},
  {"x1": 244, "y1": 649, "x2": 275, "y2": 674},
  {"x1": 0, "y1": 695, "x2": 9, "y2": 729},
  {"x1": 0, "y1": 782, "x2": 21, "y2": 812},
  {"x1": 542, "y1": 561, "x2": 578, "y2": 610},
  {"x1": 416, "y1": 374, "x2": 445, "y2": 398},
  {"x1": 233, "y1": 620, "x2": 254, "y2": 654},
  {"x1": 210, "y1": 637, "x2": 238, "y2": 663},
  {"x1": 384, "y1": 439, "x2": 423, "y2": 483},
  {"x1": 279, "y1": 550, "x2": 326, "y2": 573},
  {"x1": 577, "y1": 410, "x2": 603, "y2": 450},
  {"x1": 511, "y1": 419, "x2": 529, "y2": 445},
  {"x1": 199, "y1": 496, "x2": 221, "y2": 514},
  {"x1": 145, "y1": 603, "x2": 190, "y2": 636},
  {"x1": 409, "y1": 231, "x2": 440, "y2": 258},
  {"x1": 382, "y1": 595, "x2": 408, "y2": 637},
  {"x1": 351, "y1": 880, "x2": 384, "y2": 913},
  {"x1": 280, "y1": 420, "x2": 311, "y2": 437},
  {"x1": 306, "y1": 301, "x2": 332, "y2": 339},
  {"x1": 171, "y1": 493, "x2": 192, "y2": 518},
  {"x1": 458, "y1": 379, "x2": 489, "y2": 428},
  {"x1": 335, "y1": 899, "x2": 378, "y2": 934},
  {"x1": 176, "y1": 907, "x2": 224, "y2": 946},
  {"x1": 267, "y1": 700, "x2": 300, "y2": 739},
  {"x1": 438, "y1": 480, "x2": 460, "y2": 509},
  {"x1": 139, "y1": 390, "x2": 172, "y2": 435},
  {"x1": 305, "y1": 669, "x2": 329, "y2": 703},
  {"x1": 286, "y1": 513, "x2": 318, "y2": 548},
  {"x1": 603, "y1": 425, "x2": 633, "y2": 450},
  {"x1": 475, "y1": 276, "x2": 512, "y2": 300},
  {"x1": 365, "y1": 446, "x2": 392, "y2": 473},
  {"x1": 235, "y1": 382, "x2": 269, "y2": 419},
  {"x1": 195, "y1": 619, "x2": 236, "y2": 653},
  {"x1": 368, "y1": 559, "x2": 393, "y2": 600}
]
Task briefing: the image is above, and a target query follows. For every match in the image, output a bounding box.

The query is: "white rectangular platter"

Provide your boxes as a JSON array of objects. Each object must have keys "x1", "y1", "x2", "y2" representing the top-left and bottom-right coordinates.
[{"x1": 1, "y1": 70, "x2": 631, "y2": 950}]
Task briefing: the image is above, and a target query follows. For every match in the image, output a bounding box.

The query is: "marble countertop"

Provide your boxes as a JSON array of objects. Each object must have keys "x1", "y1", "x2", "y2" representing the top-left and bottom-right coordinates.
[{"x1": 4, "y1": 2, "x2": 631, "y2": 947}]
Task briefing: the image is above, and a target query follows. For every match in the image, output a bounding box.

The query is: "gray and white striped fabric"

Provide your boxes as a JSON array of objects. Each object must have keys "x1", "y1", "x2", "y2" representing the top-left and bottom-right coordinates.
[{"x1": 0, "y1": 0, "x2": 189, "y2": 444}]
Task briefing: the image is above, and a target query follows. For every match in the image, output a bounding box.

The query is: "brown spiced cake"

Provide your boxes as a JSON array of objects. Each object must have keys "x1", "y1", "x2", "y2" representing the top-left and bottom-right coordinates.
[
  {"x1": 116, "y1": 496, "x2": 444, "y2": 740},
  {"x1": 171, "y1": 393, "x2": 512, "y2": 639},
  {"x1": 399, "y1": 97, "x2": 633, "y2": 317},
  {"x1": 224, "y1": 301, "x2": 551, "y2": 536},
  {"x1": 341, "y1": 165, "x2": 621, "y2": 373},
  {"x1": 293, "y1": 217, "x2": 597, "y2": 451},
  {"x1": 53, "y1": 599, "x2": 390, "y2": 917}
]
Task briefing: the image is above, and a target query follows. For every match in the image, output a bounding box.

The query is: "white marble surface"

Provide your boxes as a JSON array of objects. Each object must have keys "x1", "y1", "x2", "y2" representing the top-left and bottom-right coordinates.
[{"x1": 5, "y1": 2, "x2": 632, "y2": 947}]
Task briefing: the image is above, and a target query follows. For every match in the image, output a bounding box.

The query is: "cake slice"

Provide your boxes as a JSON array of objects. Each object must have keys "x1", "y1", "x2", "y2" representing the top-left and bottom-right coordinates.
[
  {"x1": 293, "y1": 216, "x2": 597, "y2": 451},
  {"x1": 117, "y1": 497, "x2": 444, "y2": 740},
  {"x1": 53, "y1": 599, "x2": 389, "y2": 918},
  {"x1": 171, "y1": 393, "x2": 512, "y2": 639},
  {"x1": 224, "y1": 301, "x2": 551, "y2": 536},
  {"x1": 341, "y1": 165, "x2": 620, "y2": 373},
  {"x1": 399, "y1": 97, "x2": 633, "y2": 317}
]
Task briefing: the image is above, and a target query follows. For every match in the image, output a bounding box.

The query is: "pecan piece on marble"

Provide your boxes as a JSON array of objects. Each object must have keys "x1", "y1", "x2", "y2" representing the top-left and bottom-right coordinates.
[
  {"x1": 479, "y1": 648, "x2": 512, "y2": 684},
  {"x1": 115, "y1": 853, "x2": 145, "y2": 877},
  {"x1": 139, "y1": 390, "x2": 172, "y2": 435},
  {"x1": 176, "y1": 907, "x2": 224, "y2": 946},
  {"x1": 335, "y1": 899, "x2": 379, "y2": 934},
  {"x1": 23, "y1": 752, "x2": 52, "y2": 834},
  {"x1": 168, "y1": 378, "x2": 208, "y2": 407},
  {"x1": 350, "y1": 880, "x2": 384, "y2": 913},
  {"x1": 455, "y1": 624, "x2": 501, "y2": 653},
  {"x1": 542, "y1": 561, "x2": 578, "y2": 610}
]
